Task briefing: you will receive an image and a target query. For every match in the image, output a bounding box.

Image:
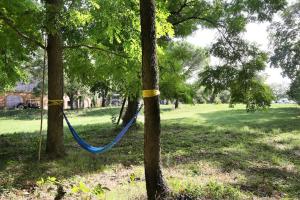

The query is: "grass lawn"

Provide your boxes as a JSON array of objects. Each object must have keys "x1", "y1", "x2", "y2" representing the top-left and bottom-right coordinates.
[{"x1": 0, "y1": 104, "x2": 299, "y2": 199}]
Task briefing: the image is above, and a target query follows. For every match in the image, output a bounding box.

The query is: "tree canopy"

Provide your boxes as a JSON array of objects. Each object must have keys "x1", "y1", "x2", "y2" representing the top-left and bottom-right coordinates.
[{"x1": 159, "y1": 41, "x2": 208, "y2": 105}]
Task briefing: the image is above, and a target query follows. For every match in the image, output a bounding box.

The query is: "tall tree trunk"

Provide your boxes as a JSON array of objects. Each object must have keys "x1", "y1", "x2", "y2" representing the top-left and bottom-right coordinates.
[
  {"x1": 140, "y1": 0, "x2": 168, "y2": 199},
  {"x1": 45, "y1": 0, "x2": 65, "y2": 158},
  {"x1": 174, "y1": 98, "x2": 179, "y2": 109},
  {"x1": 122, "y1": 95, "x2": 139, "y2": 126}
]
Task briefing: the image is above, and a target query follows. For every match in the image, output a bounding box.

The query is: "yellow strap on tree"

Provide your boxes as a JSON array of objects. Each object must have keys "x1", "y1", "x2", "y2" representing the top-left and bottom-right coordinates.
[
  {"x1": 48, "y1": 99, "x2": 64, "y2": 106},
  {"x1": 143, "y1": 89, "x2": 160, "y2": 98}
]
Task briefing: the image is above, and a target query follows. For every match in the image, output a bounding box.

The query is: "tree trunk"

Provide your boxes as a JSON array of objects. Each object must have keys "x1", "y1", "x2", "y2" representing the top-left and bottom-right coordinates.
[
  {"x1": 140, "y1": 0, "x2": 168, "y2": 199},
  {"x1": 79, "y1": 96, "x2": 83, "y2": 108},
  {"x1": 210, "y1": 92, "x2": 216, "y2": 103},
  {"x1": 101, "y1": 94, "x2": 106, "y2": 107},
  {"x1": 69, "y1": 94, "x2": 74, "y2": 110},
  {"x1": 45, "y1": 0, "x2": 65, "y2": 158},
  {"x1": 117, "y1": 97, "x2": 126, "y2": 125},
  {"x1": 174, "y1": 98, "x2": 179, "y2": 109},
  {"x1": 122, "y1": 96, "x2": 139, "y2": 126},
  {"x1": 101, "y1": 88, "x2": 109, "y2": 107}
]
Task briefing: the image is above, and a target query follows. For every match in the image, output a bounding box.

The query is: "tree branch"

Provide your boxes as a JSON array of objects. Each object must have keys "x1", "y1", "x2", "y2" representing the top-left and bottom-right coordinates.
[
  {"x1": 0, "y1": 11, "x2": 46, "y2": 49},
  {"x1": 64, "y1": 44, "x2": 129, "y2": 58},
  {"x1": 170, "y1": 0, "x2": 188, "y2": 15},
  {"x1": 172, "y1": 15, "x2": 221, "y2": 28}
]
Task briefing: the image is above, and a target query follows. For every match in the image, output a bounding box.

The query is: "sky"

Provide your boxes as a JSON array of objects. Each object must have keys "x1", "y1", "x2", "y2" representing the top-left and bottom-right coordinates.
[{"x1": 184, "y1": 10, "x2": 293, "y2": 87}]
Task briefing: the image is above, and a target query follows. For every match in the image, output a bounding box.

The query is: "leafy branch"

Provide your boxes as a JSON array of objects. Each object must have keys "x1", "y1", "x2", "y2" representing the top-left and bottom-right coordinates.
[
  {"x1": 0, "y1": 10, "x2": 46, "y2": 49},
  {"x1": 64, "y1": 44, "x2": 129, "y2": 58}
]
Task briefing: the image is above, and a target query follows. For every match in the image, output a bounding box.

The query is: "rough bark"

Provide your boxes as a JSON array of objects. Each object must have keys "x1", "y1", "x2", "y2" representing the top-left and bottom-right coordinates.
[
  {"x1": 122, "y1": 96, "x2": 139, "y2": 126},
  {"x1": 45, "y1": 0, "x2": 65, "y2": 158},
  {"x1": 140, "y1": 0, "x2": 168, "y2": 199}
]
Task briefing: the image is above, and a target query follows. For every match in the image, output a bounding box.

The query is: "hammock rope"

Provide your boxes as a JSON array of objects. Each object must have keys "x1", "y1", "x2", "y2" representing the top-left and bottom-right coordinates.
[{"x1": 63, "y1": 105, "x2": 143, "y2": 154}]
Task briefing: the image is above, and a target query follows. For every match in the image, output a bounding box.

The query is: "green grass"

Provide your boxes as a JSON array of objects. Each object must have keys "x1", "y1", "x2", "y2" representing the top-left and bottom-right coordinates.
[{"x1": 0, "y1": 104, "x2": 299, "y2": 199}]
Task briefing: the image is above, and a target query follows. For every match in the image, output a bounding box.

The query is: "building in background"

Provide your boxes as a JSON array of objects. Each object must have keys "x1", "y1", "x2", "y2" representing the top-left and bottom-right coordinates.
[{"x1": 0, "y1": 82, "x2": 109, "y2": 109}]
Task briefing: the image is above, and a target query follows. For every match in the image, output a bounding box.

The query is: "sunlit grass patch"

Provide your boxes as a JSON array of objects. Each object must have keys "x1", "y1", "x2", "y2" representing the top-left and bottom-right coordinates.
[{"x1": 0, "y1": 104, "x2": 299, "y2": 199}]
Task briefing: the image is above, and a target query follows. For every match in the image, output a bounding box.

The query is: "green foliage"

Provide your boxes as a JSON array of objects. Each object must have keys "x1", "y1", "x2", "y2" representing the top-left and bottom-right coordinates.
[
  {"x1": 288, "y1": 75, "x2": 300, "y2": 104},
  {"x1": 199, "y1": 36, "x2": 272, "y2": 111},
  {"x1": 65, "y1": 76, "x2": 89, "y2": 98},
  {"x1": 167, "y1": 0, "x2": 286, "y2": 110},
  {"x1": 159, "y1": 41, "x2": 208, "y2": 103},
  {"x1": 71, "y1": 181, "x2": 90, "y2": 193},
  {"x1": 231, "y1": 79, "x2": 275, "y2": 112},
  {"x1": 36, "y1": 176, "x2": 60, "y2": 186},
  {"x1": 129, "y1": 173, "x2": 136, "y2": 183},
  {"x1": 92, "y1": 184, "x2": 110, "y2": 198},
  {"x1": 270, "y1": 2, "x2": 299, "y2": 106},
  {"x1": 62, "y1": 0, "x2": 174, "y2": 99},
  {"x1": 71, "y1": 181, "x2": 110, "y2": 199},
  {"x1": 270, "y1": 2, "x2": 300, "y2": 80},
  {"x1": 167, "y1": 0, "x2": 286, "y2": 37},
  {"x1": 0, "y1": 0, "x2": 44, "y2": 91},
  {"x1": 0, "y1": 25, "x2": 29, "y2": 90}
]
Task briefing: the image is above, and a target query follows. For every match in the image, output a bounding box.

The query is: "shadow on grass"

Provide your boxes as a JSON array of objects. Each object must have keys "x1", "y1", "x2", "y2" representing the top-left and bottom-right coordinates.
[
  {"x1": 73, "y1": 107, "x2": 121, "y2": 117},
  {"x1": 160, "y1": 107, "x2": 173, "y2": 113},
  {"x1": 0, "y1": 106, "x2": 300, "y2": 198},
  {"x1": 0, "y1": 109, "x2": 41, "y2": 120},
  {"x1": 198, "y1": 107, "x2": 300, "y2": 132},
  {"x1": 0, "y1": 106, "x2": 122, "y2": 120},
  {"x1": 0, "y1": 122, "x2": 144, "y2": 192}
]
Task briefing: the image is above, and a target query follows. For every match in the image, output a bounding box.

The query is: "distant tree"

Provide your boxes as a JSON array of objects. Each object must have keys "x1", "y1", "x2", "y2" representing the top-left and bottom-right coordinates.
[
  {"x1": 194, "y1": 86, "x2": 210, "y2": 104},
  {"x1": 270, "y1": 2, "x2": 300, "y2": 104},
  {"x1": 199, "y1": 37, "x2": 274, "y2": 111},
  {"x1": 90, "y1": 81, "x2": 111, "y2": 107},
  {"x1": 166, "y1": 0, "x2": 287, "y2": 109},
  {"x1": 218, "y1": 90, "x2": 231, "y2": 103},
  {"x1": 270, "y1": 2, "x2": 300, "y2": 80},
  {"x1": 288, "y1": 76, "x2": 300, "y2": 104},
  {"x1": 159, "y1": 41, "x2": 208, "y2": 108},
  {"x1": 231, "y1": 78, "x2": 274, "y2": 111},
  {"x1": 65, "y1": 77, "x2": 89, "y2": 110},
  {"x1": 269, "y1": 83, "x2": 289, "y2": 100}
]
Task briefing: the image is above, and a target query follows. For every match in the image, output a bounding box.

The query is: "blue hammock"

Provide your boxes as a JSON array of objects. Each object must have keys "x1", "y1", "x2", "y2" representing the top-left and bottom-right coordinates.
[{"x1": 63, "y1": 105, "x2": 143, "y2": 154}]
